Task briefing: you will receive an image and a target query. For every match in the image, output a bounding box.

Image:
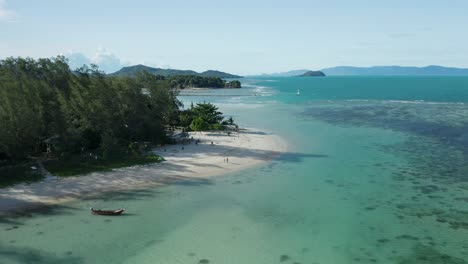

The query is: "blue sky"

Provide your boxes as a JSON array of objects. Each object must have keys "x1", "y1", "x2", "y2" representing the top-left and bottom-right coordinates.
[{"x1": 1, "y1": 0, "x2": 468, "y2": 75}]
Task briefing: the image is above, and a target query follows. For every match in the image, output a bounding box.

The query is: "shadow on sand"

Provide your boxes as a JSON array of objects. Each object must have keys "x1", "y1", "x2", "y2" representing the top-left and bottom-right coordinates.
[
  {"x1": 0, "y1": 243, "x2": 84, "y2": 264},
  {"x1": 0, "y1": 203, "x2": 80, "y2": 227}
]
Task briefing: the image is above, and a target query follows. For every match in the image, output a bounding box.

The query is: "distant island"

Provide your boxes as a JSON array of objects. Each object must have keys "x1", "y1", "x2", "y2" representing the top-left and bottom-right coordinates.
[
  {"x1": 164, "y1": 75, "x2": 241, "y2": 89},
  {"x1": 109, "y1": 65, "x2": 242, "y2": 89},
  {"x1": 110, "y1": 64, "x2": 242, "y2": 79},
  {"x1": 258, "y1": 69, "x2": 311, "y2": 77},
  {"x1": 256, "y1": 65, "x2": 468, "y2": 77},
  {"x1": 296, "y1": 71, "x2": 326, "y2": 77},
  {"x1": 322, "y1": 65, "x2": 468, "y2": 76}
]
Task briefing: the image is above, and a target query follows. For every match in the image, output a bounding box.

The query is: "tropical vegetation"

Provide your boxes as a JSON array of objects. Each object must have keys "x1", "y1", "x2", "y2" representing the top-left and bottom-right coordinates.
[
  {"x1": 0, "y1": 56, "x2": 236, "y2": 183},
  {"x1": 177, "y1": 102, "x2": 237, "y2": 132}
]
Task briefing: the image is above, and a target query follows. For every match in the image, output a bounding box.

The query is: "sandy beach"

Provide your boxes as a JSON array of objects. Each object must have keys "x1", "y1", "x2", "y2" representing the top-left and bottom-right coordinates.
[{"x1": 0, "y1": 128, "x2": 287, "y2": 215}]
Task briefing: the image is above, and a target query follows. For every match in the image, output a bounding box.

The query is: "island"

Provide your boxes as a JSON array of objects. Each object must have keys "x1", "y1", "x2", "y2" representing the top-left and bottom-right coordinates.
[
  {"x1": 320, "y1": 65, "x2": 468, "y2": 76},
  {"x1": 166, "y1": 75, "x2": 242, "y2": 89},
  {"x1": 110, "y1": 64, "x2": 242, "y2": 79},
  {"x1": 225, "y1": 80, "x2": 241, "y2": 88},
  {"x1": 296, "y1": 70, "x2": 326, "y2": 77},
  {"x1": 109, "y1": 65, "x2": 242, "y2": 89}
]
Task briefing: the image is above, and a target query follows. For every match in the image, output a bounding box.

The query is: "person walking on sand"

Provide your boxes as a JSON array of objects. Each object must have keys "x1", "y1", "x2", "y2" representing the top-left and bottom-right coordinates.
[{"x1": 226, "y1": 157, "x2": 229, "y2": 163}]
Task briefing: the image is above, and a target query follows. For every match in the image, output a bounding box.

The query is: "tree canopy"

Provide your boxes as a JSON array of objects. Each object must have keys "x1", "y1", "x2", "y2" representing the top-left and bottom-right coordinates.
[
  {"x1": 167, "y1": 75, "x2": 225, "y2": 89},
  {"x1": 177, "y1": 102, "x2": 237, "y2": 132},
  {"x1": 0, "y1": 56, "x2": 237, "y2": 180},
  {"x1": 0, "y1": 56, "x2": 181, "y2": 162}
]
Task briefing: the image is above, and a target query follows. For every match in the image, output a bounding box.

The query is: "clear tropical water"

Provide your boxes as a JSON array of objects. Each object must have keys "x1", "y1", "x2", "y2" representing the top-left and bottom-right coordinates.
[{"x1": 2, "y1": 76, "x2": 468, "y2": 263}]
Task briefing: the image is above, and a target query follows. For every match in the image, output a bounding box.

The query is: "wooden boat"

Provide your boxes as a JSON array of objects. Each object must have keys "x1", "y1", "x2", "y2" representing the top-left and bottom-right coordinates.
[{"x1": 90, "y1": 207, "x2": 125, "y2": 216}]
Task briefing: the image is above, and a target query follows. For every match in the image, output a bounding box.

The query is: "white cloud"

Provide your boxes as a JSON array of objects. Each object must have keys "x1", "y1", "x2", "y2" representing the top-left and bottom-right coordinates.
[
  {"x1": 90, "y1": 48, "x2": 127, "y2": 73},
  {"x1": 64, "y1": 49, "x2": 128, "y2": 73},
  {"x1": 65, "y1": 51, "x2": 91, "y2": 69},
  {"x1": 0, "y1": 0, "x2": 16, "y2": 22}
]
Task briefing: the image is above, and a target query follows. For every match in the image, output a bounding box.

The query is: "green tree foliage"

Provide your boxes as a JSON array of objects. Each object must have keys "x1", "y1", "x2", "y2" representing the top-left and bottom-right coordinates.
[
  {"x1": 167, "y1": 75, "x2": 226, "y2": 89},
  {"x1": 225, "y1": 80, "x2": 241, "y2": 88},
  {"x1": 179, "y1": 102, "x2": 234, "y2": 131},
  {"x1": 225, "y1": 116, "x2": 235, "y2": 126},
  {"x1": 189, "y1": 117, "x2": 209, "y2": 131},
  {"x1": 0, "y1": 57, "x2": 181, "y2": 162},
  {"x1": 179, "y1": 110, "x2": 195, "y2": 128},
  {"x1": 192, "y1": 103, "x2": 224, "y2": 125}
]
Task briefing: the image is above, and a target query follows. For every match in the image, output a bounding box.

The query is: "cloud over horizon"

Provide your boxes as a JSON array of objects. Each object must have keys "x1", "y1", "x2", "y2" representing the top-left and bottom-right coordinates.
[{"x1": 65, "y1": 49, "x2": 128, "y2": 73}]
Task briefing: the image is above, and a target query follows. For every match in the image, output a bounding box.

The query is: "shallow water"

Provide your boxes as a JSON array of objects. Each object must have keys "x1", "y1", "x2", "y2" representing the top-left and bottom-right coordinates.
[{"x1": 2, "y1": 77, "x2": 468, "y2": 263}]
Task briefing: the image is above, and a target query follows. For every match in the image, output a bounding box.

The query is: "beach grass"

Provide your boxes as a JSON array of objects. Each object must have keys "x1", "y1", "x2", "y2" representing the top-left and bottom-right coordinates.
[{"x1": 44, "y1": 153, "x2": 164, "y2": 177}]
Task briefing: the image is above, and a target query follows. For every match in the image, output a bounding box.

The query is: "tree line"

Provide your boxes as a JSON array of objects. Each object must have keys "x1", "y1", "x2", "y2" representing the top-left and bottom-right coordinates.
[
  {"x1": 167, "y1": 75, "x2": 225, "y2": 88},
  {"x1": 166, "y1": 75, "x2": 241, "y2": 89},
  {"x1": 0, "y1": 56, "x2": 235, "y2": 165}
]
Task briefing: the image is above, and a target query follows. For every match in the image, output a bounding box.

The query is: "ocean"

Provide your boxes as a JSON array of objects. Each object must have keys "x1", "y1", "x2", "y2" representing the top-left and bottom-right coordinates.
[{"x1": 2, "y1": 76, "x2": 468, "y2": 263}]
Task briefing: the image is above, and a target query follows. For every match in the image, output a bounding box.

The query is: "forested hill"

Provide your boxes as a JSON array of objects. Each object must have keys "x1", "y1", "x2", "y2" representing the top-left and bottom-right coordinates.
[{"x1": 110, "y1": 65, "x2": 242, "y2": 78}]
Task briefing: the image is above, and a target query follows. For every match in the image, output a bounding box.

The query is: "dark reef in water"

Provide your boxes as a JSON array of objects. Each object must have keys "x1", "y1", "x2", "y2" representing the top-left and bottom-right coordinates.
[
  {"x1": 435, "y1": 209, "x2": 468, "y2": 230},
  {"x1": 301, "y1": 101, "x2": 468, "y2": 149},
  {"x1": 302, "y1": 100, "x2": 468, "y2": 258},
  {"x1": 301, "y1": 101, "x2": 468, "y2": 184},
  {"x1": 398, "y1": 244, "x2": 467, "y2": 264},
  {"x1": 395, "y1": 234, "x2": 419, "y2": 241},
  {"x1": 280, "y1": 254, "x2": 290, "y2": 262}
]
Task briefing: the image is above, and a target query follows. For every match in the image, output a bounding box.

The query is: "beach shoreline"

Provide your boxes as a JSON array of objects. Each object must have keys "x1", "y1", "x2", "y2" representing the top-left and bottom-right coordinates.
[{"x1": 0, "y1": 128, "x2": 288, "y2": 216}]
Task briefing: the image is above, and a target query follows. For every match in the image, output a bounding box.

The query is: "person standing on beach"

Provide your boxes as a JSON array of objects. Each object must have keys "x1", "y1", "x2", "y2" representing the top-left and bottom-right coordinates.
[{"x1": 226, "y1": 157, "x2": 229, "y2": 163}]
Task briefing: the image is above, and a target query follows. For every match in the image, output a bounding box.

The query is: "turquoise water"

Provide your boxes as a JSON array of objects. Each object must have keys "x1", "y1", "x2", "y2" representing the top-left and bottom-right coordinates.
[{"x1": 2, "y1": 77, "x2": 468, "y2": 263}]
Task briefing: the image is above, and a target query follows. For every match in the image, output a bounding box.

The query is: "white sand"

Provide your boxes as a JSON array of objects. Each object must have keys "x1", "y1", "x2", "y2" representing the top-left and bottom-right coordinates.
[{"x1": 0, "y1": 128, "x2": 287, "y2": 215}]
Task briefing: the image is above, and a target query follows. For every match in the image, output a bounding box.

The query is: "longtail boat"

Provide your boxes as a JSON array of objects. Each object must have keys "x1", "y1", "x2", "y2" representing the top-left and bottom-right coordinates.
[{"x1": 90, "y1": 208, "x2": 125, "y2": 216}]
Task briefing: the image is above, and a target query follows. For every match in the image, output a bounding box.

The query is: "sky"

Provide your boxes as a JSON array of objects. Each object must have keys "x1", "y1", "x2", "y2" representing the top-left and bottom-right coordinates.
[{"x1": 1, "y1": 0, "x2": 468, "y2": 75}]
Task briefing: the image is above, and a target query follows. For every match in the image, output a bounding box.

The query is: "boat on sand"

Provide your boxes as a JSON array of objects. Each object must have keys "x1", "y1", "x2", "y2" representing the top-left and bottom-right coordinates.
[{"x1": 90, "y1": 208, "x2": 125, "y2": 216}]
